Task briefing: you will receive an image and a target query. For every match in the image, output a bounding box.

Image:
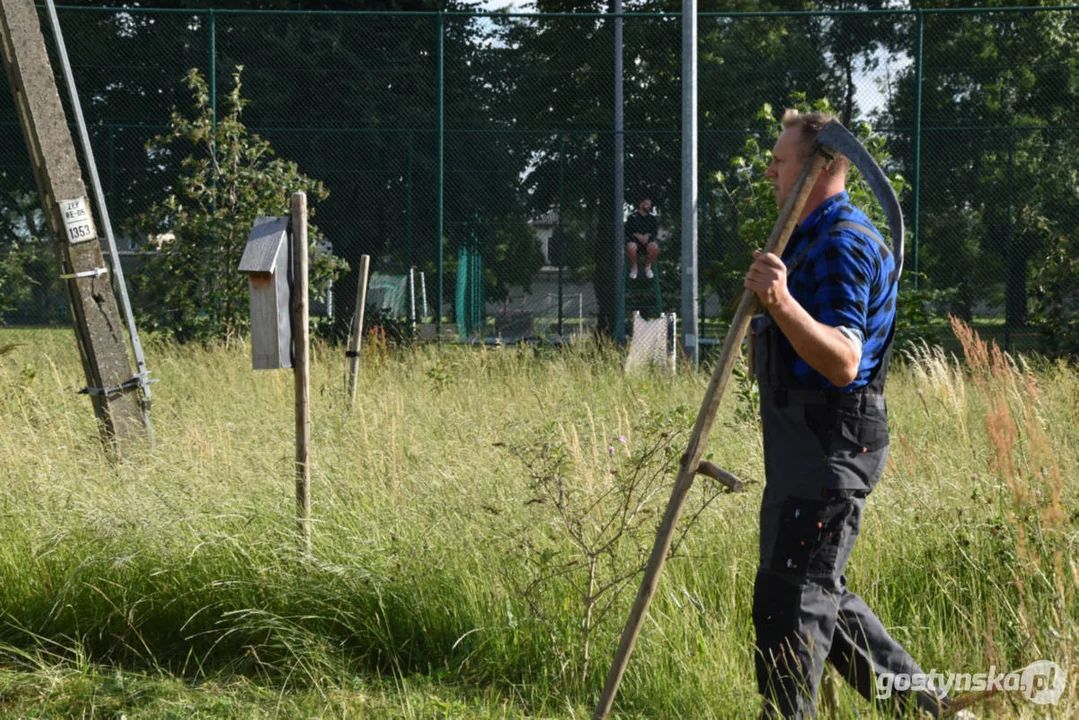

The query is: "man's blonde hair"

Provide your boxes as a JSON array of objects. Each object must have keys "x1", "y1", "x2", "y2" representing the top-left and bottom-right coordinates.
[{"x1": 781, "y1": 108, "x2": 850, "y2": 178}]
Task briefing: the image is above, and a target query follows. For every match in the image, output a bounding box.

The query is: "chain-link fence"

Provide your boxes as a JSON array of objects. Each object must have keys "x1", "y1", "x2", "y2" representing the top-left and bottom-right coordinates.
[{"x1": 1, "y1": 7, "x2": 1076, "y2": 352}]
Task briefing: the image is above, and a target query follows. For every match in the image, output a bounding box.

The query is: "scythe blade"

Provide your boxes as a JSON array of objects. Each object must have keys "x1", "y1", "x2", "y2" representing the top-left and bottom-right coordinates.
[{"x1": 815, "y1": 120, "x2": 905, "y2": 279}]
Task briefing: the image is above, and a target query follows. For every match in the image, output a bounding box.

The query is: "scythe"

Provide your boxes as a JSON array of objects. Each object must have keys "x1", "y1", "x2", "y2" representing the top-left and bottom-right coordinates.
[{"x1": 593, "y1": 119, "x2": 904, "y2": 720}]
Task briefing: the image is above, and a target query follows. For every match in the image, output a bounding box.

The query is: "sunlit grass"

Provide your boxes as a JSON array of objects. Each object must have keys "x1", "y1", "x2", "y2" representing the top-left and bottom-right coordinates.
[{"x1": 0, "y1": 327, "x2": 1075, "y2": 718}]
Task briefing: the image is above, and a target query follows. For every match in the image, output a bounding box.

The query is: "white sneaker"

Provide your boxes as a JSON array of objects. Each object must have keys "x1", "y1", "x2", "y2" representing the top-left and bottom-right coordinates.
[
  {"x1": 629, "y1": 265, "x2": 638, "y2": 280},
  {"x1": 645, "y1": 265, "x2": 654, "y2": 279}
]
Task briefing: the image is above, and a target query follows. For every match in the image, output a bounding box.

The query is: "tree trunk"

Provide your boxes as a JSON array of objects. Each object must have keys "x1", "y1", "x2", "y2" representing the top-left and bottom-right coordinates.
[
  {"x1": 843, "y1": 54, "x2": 855, "y2": 125},
  {"x1": 1005, "y1": 246, "x2": 1029, "y2": 329}
]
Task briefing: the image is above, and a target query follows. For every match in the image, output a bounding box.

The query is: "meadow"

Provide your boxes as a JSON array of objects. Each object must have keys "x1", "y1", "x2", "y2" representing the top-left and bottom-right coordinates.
[{"x1": 0, "y1": 325, "x2": 1075, "y2": 718}]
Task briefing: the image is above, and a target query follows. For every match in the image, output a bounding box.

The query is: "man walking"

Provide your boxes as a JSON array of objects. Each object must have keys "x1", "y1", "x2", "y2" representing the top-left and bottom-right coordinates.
[
  {"x1": 743, "y1": 109, "x2": 948, "y2": 719},
  {"x1": 625, "y1": 196, "x2": 658, "y2": 279}
]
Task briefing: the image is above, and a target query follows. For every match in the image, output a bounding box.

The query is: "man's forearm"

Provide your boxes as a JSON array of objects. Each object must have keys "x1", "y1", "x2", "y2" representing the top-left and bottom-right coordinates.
[{"x1": 768, "y1": 294, "x2": 860, "y2": 387}]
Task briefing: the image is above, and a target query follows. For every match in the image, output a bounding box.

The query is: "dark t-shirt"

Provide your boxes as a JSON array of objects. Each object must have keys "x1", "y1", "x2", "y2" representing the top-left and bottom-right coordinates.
[{"x1": 625, "y1": 211, "x2": 658, "y2": 245}]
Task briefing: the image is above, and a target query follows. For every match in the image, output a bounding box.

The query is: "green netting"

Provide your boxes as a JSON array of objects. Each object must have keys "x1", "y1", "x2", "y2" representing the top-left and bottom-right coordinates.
[
  {"x1": 455, "y1": 211, "x2": 486, "y2": 338},
  {"x1": 0, "y1": 6, "x2": 1075, "y2": 353},
  {"x1": 367, "y1": 272, "x2": 409, "y2": 316}
]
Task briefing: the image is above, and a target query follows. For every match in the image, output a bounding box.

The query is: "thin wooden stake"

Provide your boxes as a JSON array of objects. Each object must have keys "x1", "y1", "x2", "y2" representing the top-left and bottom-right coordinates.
[
  {"x1": 347, "y1": 254, "x2": 370, "y2": 409},
  {"x1": 291, "y1": 192, "x2": 311, "y2": 553}
]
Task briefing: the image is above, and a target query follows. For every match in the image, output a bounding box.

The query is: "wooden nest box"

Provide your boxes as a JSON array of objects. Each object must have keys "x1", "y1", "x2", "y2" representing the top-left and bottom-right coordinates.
[{"x1": 238, "y1": 216, "x2": 292, "y2": 369}]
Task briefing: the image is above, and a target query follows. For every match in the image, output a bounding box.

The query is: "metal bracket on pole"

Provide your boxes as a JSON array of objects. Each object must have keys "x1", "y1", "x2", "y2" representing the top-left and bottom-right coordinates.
[
  {"x1": 60, "y1": 266, "x2": 108, "y2": 280},
  {"x1": 79, "y1": 370, "x2": 157, "y2": 398}
]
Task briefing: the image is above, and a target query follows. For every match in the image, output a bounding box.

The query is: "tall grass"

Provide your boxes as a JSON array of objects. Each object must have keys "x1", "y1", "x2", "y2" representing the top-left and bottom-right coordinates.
[{"x1": 0, "y1": 326, "x2": 1075, "y2": 718}]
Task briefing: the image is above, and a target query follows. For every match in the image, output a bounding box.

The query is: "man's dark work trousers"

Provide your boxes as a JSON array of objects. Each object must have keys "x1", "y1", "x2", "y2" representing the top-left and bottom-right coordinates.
[{"x1": 751, "y1": 313, "x2": 944, "y2": 719}]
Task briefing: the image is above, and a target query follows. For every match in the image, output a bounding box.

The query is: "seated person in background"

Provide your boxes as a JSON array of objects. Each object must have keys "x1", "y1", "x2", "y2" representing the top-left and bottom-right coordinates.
[{"x1": 625, "y1": 196, "x2": 658, "y2": 279}]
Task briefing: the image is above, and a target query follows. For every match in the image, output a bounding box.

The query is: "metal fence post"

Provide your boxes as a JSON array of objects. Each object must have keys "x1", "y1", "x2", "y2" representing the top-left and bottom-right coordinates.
[
  {"x1": 436, "y1": 10, "x2": 444, "y2": 342},
  {"x1": 209, "y1": 9, "x2": 216, "y2": 128},
  {"x1": 208, "y1": 7, "x2": 217, "y2": 246},
  {"x1": 558, "y1": 132, "x2": 565, "y2": 337},
  {"x1": 911, "y1": 9, "x2": 923, "y2": 289},
  {"x1": 699, "y1": 130, "x2": 708, "y2": 330},
  {"x1": 681, "y1": 0, "x2": 699, "y2": 369},
  {"x1": 613, "y1": 0, "x2": 625, "y2": 345},
  {"x1": 107, "y1": 124, "x2": 114, "y2": 209},
  {"x1": 406, "y1": 131, "x2": 414, "y2": 268},
  {"x1": 1005, "y1": 126, "x2": 1014, "y2": 351}
]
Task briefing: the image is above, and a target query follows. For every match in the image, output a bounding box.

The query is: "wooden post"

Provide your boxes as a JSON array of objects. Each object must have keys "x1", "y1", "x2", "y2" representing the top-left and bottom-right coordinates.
[
  {"x1": 291, "y1": 192, "x2": 311, "y2": 553},
  {"x1": 0, "y1": 0, "x2": 151, "y2": 456},
  {"x1": 347, "y1": 254, "x2": 370, "y2": 409}
]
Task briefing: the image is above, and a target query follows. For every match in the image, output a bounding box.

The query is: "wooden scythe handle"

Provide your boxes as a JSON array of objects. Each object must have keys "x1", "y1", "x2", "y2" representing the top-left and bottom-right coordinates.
[{"x1": 592, "y1": 146, "x2": 832, "y2": 720}]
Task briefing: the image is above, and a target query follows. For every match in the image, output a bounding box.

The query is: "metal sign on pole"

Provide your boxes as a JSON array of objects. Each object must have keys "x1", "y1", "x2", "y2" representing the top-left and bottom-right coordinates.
[{"x1": 0, "y1": 0, "x2": 152, "y2": 455}]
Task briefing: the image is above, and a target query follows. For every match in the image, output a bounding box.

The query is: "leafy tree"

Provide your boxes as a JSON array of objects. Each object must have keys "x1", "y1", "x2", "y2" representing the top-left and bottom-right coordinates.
[
  {"x1": 0, "y1": 183, "x2": 62, "y2": 324},
  {"x1": 131, "y1": 67, "x2": 345, "y2": 343},
  {"x1": 816, "y1": 1, "x2": 907, "y2": 125},
  {"x1": 6, "y1": 0, "x2": 535, "y2": 337},
  {"x1": 1027, "y1": 211, "x2": 1079, "y2": 360},
  {"x1": 888, "y1": 3, "x2": 1079, "y2": 327},
  {"x1": 209, "y1": 8, "x2": 444, "y2": 337},
  {"x1": 212, "y1": 4, "x2": 543, "y2": 335},
  {"x1": 503, "y1": 4, "x2": 626, "y2": 331}
]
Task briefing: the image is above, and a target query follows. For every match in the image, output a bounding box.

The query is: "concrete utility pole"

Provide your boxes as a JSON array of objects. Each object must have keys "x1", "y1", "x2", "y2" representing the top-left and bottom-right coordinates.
[{"x1": 0, "y1": 0, "x2": 151, "y2": 455}]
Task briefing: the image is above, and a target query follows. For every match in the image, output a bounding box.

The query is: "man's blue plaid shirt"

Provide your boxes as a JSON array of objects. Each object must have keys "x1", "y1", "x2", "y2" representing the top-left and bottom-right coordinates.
[{"x1": 778, "y1": 191, "x2": 898, "y2": 390}]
